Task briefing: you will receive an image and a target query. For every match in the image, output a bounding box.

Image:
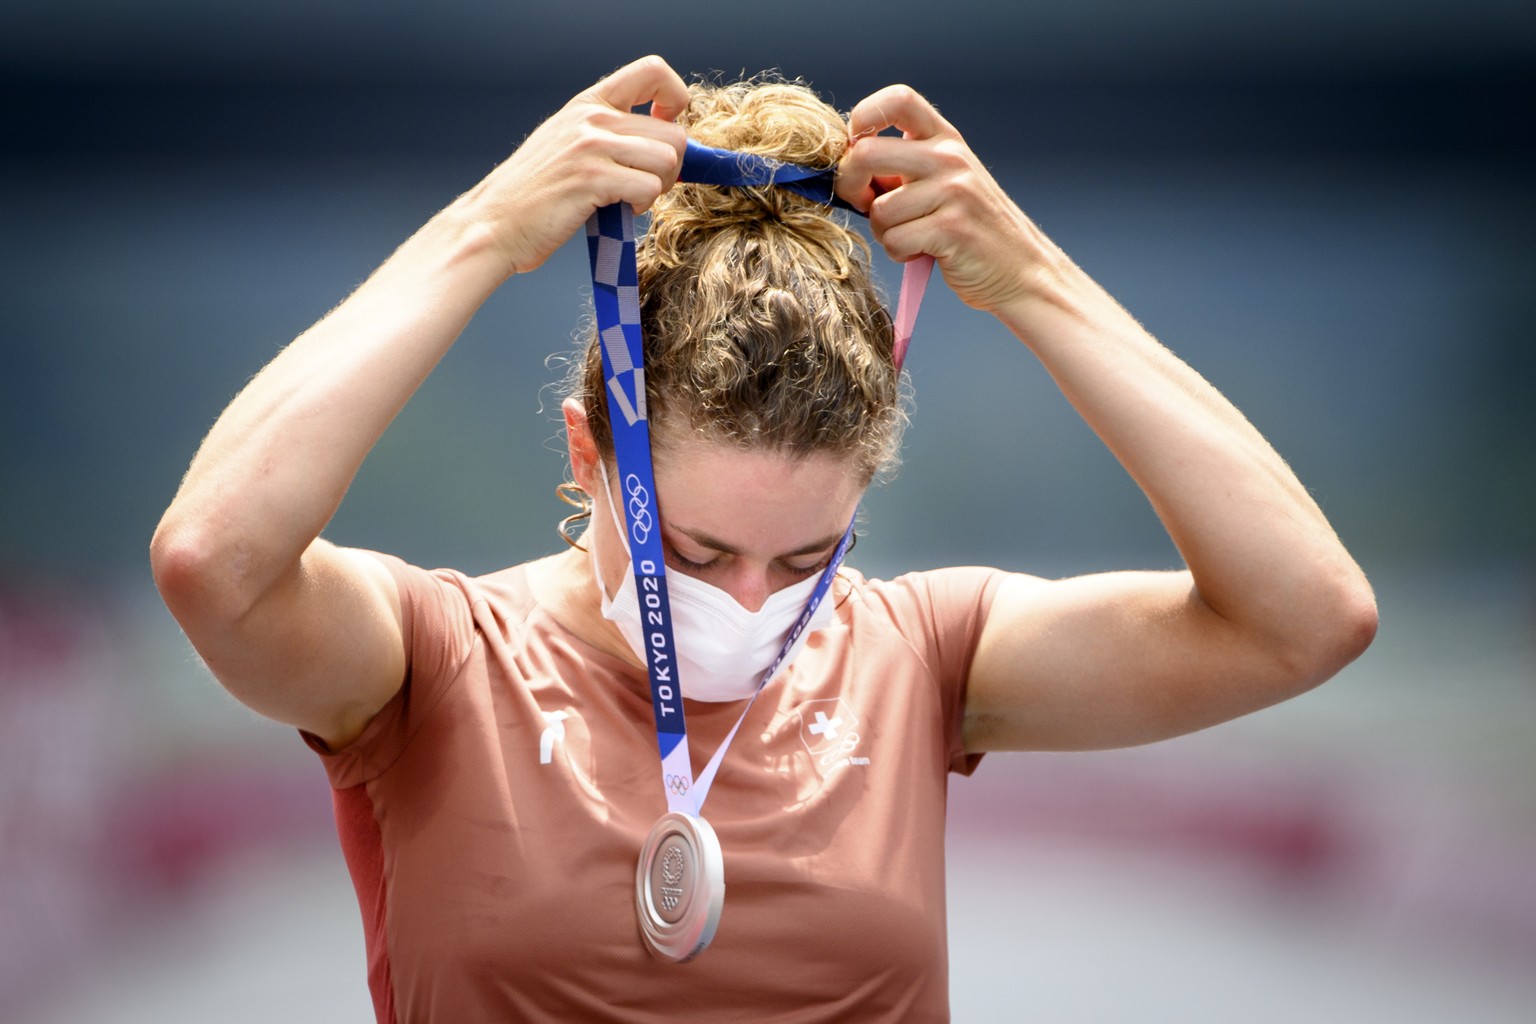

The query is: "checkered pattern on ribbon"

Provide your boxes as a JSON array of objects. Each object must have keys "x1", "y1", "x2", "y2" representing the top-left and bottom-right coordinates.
[
  {"x1": 582, "y1": 140, "x2": 934, "y2": 814},
  {"x1": 586, "y1": 204, "x2": 647, "y2": 427}
]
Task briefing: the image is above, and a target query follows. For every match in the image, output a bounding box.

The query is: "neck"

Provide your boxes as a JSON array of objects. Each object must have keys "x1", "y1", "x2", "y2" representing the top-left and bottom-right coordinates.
[{"x1": 529, "y1": 547, "x2": 646, "y2": 671}]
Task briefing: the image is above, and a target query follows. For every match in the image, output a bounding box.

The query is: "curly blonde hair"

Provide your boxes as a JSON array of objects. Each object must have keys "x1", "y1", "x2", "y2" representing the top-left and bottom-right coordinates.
[{"x1": 568, "y1": 75, "x2": 905, "y2": 482}]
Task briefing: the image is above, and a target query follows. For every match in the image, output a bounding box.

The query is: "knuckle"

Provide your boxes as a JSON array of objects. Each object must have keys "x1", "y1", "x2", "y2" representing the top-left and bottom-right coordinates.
[
  {"x1": 934, "y1": 205, "x2": 968, "y2": 239},
  {"x1": 568, "y1": 125, "x2": 604, "y2": 156},
  {"x1": 659, "y1": 121, "x2": 688, "y2": 148},
  {"x1": 933, "y1": 138, "x2": 969, "y2": 165},
  {"x1": 867, "y1": 194, "x2": 893, "y2": 226}
]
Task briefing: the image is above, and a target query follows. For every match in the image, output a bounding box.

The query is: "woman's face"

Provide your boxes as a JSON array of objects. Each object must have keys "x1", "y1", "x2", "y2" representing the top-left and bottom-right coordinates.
[{"x1": 585, "y1": 436, "x2": 867, "y2": 613}]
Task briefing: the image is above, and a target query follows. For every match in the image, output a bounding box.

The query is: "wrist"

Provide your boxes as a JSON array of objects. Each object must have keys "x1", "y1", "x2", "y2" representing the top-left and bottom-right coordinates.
[
  {"x1": 993, "y1": 253, "x2": 1131, "y2": 348},
  {"x1": 433, "y1": 195, "x2": 519, "y2": 283},
  {"x1": 966, "y1": 214, "x2": 1078, "y2": 321}
]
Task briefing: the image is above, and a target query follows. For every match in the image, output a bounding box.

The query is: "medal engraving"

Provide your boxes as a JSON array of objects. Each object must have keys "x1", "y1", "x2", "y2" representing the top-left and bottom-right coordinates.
[
  {"x1": 651, "y1": 839, "x2": 688, "y2": 920},
  {"x1": 636, "y1": 812, "x2": 724, "y2": 962}
]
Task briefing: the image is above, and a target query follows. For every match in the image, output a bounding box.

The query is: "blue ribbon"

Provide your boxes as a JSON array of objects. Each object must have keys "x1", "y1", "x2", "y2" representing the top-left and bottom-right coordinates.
[
  {"x1": 587, "y1": 139, "x2": 922, "y2": 812},
  {"x1": 679, "y1": 139, "x2": 861, "y2": 212}
]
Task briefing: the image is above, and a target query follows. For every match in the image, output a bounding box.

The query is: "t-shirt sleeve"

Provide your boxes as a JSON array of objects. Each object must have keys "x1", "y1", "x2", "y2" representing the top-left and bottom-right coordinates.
[
  {"x1": 873, "y1": 566, "x2": 1008, "y2": 777},
  {"x1": 303, "y1": 552, "x2": 477, "y2": 788}
]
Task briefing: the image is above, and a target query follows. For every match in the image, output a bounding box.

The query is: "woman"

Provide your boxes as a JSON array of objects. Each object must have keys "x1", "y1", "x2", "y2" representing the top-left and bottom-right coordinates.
[{"x1": 151, "y1": 55, "x2": 1376, "y2": 1022}]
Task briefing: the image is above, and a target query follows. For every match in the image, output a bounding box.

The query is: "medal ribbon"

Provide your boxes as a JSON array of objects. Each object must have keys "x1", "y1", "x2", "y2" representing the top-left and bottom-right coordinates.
[{"x1": 587, "y1": 139, "x2": 933, "y2": 816}]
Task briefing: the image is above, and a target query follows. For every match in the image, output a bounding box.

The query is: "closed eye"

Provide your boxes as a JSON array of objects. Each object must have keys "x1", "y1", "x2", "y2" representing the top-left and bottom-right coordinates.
[
  {"x1": 664, "y1": 547, "x2": 829, "y2": 579},
  {"x1": 668, "y1": 549, "x2": 719, "y2": 573},
  {"x1": 785, "y1": 532, "x2": 854, "y2": 578},
  {"x1": 662, "y1": 528, "x2": 853, "y2": 579},
  {"x1": 781, "y1": 555, "x2": 832, "y2": 578}
]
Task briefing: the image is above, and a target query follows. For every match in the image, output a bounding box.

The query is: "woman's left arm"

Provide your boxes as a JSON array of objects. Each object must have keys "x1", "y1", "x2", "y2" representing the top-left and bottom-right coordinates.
[{"x1": 839, "y1": 87, "x2": 1378, "y2": 752}]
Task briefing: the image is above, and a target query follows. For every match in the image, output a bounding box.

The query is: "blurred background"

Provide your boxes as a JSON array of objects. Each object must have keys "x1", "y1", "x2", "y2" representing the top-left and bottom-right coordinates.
[{"x1": 2, "y1": 1, "x2": 1533, "y2": 1020}]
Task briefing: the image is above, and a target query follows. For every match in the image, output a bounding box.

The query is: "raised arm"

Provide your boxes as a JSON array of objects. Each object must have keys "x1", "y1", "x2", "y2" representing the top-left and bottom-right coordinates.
[
  {"x1": 151, "y1": 57, "x2": 689, "y2": 749},
  {"x1": 838, "y1": 87, "x2": 1378, "y2": 752}
]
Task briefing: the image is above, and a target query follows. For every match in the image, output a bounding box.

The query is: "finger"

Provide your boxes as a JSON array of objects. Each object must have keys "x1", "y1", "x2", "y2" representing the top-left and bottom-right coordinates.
[
  {"x1": 843, "y1": 135, "x2": 944, "y2": 183},
  {"x1": 847, "y1": 84, "x2": 954, "y2": 143},
  {"x1": 865, "y1": 179, "x2": 947, "y2": 263},
  {"x1": 872, "y1": 211, "x2": 947, "y2": 265},
  {"x1": 835, "y1": 171, "x2": 907, "y2": 217},
  {"x1": 575, "y1": 103, "x2": 686, "y2": 194},
  {"x1": 836, "y1": 135, "x2": 938, "y2": 212},
  {"x1": 596, "y1": 131, "x2": 680, "y2": 182},
  {"x1": 613, "y1": 168, "x2": 672, "y2": 215},
  {"x1": 867, "y1": 175, "x2": 944, "y2": 238},
  {"x1": 598, "y1": 107, "x2": 688, "y2": 162},
  {"x1": 589, "y1": 55, "x2": 690, "y2": 122}
]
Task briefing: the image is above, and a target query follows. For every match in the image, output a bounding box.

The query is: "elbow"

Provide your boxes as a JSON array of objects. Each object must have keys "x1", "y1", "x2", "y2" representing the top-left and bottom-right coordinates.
[
  {"x1": 150, "y1": 515, "x2": 212, "y2": 620},
  {"x1": 1321, "y1": 576, "x2": 1378, "y2": 677},
  {"x1": 150, "y1": 514, "x2": 254, "y2": 628},
  {"x1": 1338, "y1": 574, "x2": 1380, "y2": 663},
  {"x1": 1284, "y1": 567, "x2": 1380, "y2": 692}
]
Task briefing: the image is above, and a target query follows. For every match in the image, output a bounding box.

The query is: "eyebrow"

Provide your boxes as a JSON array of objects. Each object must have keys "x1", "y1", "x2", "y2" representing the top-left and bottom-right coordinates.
[{"x1": 671, "y1": 523, "x2": 846, "y2": 560}]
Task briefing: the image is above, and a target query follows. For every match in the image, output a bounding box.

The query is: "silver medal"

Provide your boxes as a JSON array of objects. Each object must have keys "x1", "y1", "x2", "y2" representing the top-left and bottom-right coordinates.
[{"x1": 635, "y1": 811, "x2": 724, "y2": 962}]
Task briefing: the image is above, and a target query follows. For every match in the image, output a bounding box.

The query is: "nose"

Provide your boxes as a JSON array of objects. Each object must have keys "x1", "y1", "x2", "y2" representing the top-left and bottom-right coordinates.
[{"x1": 715, "y1": 563, "x2": 772, "y2": 613}]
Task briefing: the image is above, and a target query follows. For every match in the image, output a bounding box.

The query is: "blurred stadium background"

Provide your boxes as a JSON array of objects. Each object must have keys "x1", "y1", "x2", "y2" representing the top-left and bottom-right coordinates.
[{"x1": 2, "y1": 1, "x2": 1533, "y2": 1020}]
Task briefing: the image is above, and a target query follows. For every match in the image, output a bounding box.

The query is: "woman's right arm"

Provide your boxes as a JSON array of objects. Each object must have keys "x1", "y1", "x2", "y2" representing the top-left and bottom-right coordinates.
[{"x1": 151, "y1": 56, "x2": 689, "y2": 749}]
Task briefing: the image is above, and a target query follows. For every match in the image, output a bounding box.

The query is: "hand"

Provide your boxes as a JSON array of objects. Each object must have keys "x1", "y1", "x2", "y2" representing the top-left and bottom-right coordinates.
[
  {"x1": 837, "y1": 86, "x2": 1049, "y2": 315},
  {"x1": 465, "y1": 55, "x2": 690, "y2": 275}
]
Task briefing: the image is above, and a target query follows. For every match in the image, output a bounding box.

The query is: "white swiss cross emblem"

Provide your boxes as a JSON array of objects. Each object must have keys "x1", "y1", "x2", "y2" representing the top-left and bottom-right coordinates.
[
  {"x1": 797, "y1": 698, "x2": 866, "y2": 770},
  {"x1": 809, "y1": 710, "x2": 842, "y2": 741}
]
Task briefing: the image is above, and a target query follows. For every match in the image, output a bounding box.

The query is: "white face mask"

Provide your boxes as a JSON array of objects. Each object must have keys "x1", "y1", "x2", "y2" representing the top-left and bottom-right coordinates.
[{"x1": 589, "y1": 468, "x2": 835, "y2": 702}]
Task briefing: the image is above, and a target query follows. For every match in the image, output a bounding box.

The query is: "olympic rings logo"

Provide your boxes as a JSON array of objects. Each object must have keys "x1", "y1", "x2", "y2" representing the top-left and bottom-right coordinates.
[
  {"x1": 665, "y1": 773, "x2": 690, "y2": 796},
  {"x1": 624, "y1": 473, "x2": 653, "y2": 545}
]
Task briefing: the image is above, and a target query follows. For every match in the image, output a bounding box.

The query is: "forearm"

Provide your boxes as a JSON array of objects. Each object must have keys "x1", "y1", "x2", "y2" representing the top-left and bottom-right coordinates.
[
  {"x1": 844, "y1": 86, "x2": 1374, "y2": 752},
  {"x1": 994, "y1": 254, "x2": 1372, "y2": 658},
  {"x1": 153, "y1": 197, "x2": 507, "y2": 613}
]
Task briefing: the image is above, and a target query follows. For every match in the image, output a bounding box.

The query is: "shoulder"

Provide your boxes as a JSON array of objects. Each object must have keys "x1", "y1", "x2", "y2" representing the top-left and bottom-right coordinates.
[
  {"x1": 307, "y1": 553, "x2": 581, "y2": 778},
  {"x1": 837, "y1": 564, "x2": 1011, "y2": 626},
  {"x1": 373, "y1": 553, "x2": 540, "y2": 616},
  {"x1": 831, "y1": 564, "x2": 1012, "y2": 677},
  {"x1": 357, "y1": 552, "x2": 558, "y2": 679}
]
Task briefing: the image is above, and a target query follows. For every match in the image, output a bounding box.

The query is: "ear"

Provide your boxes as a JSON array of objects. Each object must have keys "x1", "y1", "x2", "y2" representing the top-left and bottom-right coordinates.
[{"x1": 563, "y1": 397, "x2": 602, "y2": 492}]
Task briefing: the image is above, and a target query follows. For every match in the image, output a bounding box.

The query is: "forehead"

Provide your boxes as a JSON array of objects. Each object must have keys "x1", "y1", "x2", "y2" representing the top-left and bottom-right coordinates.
[{"x1": 648, "y1": 440, "x2": 866, "y2": 551}]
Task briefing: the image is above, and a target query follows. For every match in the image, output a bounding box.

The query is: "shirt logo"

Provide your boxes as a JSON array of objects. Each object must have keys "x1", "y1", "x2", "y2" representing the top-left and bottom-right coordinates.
[
  {"x1": 796, "y1": 698, "x2": 868, "y2": 771},
  {"x1": 539, "y1": 710, "x2": 569, "y2": 765}
]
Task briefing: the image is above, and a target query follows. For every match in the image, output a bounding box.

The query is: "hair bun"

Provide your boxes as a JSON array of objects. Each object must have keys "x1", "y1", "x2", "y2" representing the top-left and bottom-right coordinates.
[
  {"x1": 681, "y1": 77, "x2": 848, "y2": 170},
  {"x1": 646, "y1": 77, "x2": 853, "y2": 268},
  {"x1": 573, "y1": 75, "x2": 902, "y2": 483}
]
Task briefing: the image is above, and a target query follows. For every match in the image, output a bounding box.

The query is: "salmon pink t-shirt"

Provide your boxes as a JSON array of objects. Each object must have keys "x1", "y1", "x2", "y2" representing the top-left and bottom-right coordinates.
[{"x1": 307, "y1": 553, "x2": 1004, "y2": 1023}]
